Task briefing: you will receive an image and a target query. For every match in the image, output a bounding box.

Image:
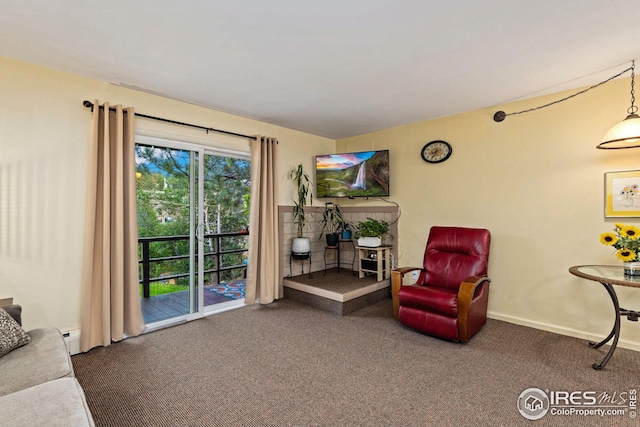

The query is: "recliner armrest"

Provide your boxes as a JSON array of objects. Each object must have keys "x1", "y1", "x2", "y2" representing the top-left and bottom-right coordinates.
[
  {"x1": 457, "y1": 276, "x2": 491, "y2": 342},
  {"x1": 459, "y1": 276, "x2": 490, "y2": 300},
  {"x1": 391, "y1": 267, "x2": 423, "y2": 320},
  {"x1": 394, "y1": 266, "x2": 423, "y2": 276}
]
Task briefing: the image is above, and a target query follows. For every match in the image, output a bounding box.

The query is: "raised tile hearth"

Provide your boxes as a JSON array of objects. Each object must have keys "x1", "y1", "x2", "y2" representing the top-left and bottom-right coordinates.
[{"x1": 283, "y1": 268, "x2": 391, "y2": 315}]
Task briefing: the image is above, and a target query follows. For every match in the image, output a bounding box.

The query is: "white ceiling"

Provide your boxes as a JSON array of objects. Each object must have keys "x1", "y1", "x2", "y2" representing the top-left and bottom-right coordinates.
[{"x1": 1, "y1": 1, "x2": 639, "y2": 139}]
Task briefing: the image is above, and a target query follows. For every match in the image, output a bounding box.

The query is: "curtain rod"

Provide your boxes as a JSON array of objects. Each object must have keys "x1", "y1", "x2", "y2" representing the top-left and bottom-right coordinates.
[{"x1": 82, "y1": 100, "x2": 257, "y2": 140}]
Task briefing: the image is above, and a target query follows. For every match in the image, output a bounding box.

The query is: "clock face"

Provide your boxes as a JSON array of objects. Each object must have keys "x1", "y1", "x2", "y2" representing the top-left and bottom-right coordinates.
[{"x1": 421, "y1": 140, "x2": 452, "y2": 163}]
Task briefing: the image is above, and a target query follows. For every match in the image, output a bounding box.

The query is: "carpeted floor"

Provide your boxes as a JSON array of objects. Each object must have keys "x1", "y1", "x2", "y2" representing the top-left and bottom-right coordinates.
[{"x1": 72, "y1": 298, "x2": 640, "y2": 427}]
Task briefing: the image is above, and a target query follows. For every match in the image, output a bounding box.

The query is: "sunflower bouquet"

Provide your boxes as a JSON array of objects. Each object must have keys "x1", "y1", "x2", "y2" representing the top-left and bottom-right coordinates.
[{"x1": 600, "y1": 223, "x2": 640, "y2": 262}]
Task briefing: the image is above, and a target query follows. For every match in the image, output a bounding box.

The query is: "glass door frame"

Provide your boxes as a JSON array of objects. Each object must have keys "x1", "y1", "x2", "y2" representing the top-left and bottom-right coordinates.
[
  {"x1": 200, "y1": 147, "x2": 250, "y2": 316},
  {"x1": 136, "y1": 134, "x2": 249, "y2": 330}
]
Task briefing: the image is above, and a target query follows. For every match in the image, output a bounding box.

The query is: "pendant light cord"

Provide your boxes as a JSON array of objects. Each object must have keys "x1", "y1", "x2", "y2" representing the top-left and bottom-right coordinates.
[
  {"x1": 494, "y1": 62, "x2": 635, "y2": 122},
  {"x1": 628, "y1": 61, "x2": 637, "y2": 115}
]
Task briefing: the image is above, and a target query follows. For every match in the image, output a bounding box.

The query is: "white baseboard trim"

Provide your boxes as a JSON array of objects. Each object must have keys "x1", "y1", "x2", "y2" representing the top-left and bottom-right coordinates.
[{"x1": 487, "y1": 311, "x2": 640, "y2": 352}]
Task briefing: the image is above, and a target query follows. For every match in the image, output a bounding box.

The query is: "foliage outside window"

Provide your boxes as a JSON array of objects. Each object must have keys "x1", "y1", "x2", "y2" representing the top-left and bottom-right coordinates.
[{"x1": 136, "y1": 145, "x2": 250, "y2": 297}]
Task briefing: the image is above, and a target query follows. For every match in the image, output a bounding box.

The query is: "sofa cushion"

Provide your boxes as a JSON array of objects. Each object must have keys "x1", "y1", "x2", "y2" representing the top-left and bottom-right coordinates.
[
  {"x1": 0, "y1": 328, "x2": 74, "y2": 396},
  {"x1": 0, "y1": 378, "x2": 95, "y2": 427},
  {"x1": 0, "y1": 305, "x2": 22, "y2": 326},
  {"x1": 0, "y1": 308, "x2": 31, "y2": 357}
]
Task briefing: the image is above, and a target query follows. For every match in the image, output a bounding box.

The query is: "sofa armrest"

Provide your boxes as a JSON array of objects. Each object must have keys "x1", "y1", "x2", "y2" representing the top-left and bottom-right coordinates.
[{"x1": 0, "y1": 328, "x2": 74, "y2": 397}]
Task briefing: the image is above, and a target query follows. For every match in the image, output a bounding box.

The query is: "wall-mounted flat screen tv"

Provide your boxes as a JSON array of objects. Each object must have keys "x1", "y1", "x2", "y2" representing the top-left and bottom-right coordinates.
[{"x1": 315, "y1": 150, "x2": 390, "y2": 198}]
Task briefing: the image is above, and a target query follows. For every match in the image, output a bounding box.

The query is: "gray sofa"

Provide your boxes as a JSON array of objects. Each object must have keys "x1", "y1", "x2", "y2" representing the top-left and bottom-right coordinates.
[{"x1": 0, "y1": 305, "x2": 95, "y2": 427}]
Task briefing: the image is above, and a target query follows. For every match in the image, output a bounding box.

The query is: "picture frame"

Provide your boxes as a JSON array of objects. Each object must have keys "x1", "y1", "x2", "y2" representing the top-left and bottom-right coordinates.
[{"x1": 605, "y1": 170, "x2": 640, "y2": 217}]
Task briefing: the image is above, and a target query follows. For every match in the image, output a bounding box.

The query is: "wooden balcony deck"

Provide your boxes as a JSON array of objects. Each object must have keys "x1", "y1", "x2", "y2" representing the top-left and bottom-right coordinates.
[{"x1": 140, "y1": 283, "x2": 244, "y2": 324}]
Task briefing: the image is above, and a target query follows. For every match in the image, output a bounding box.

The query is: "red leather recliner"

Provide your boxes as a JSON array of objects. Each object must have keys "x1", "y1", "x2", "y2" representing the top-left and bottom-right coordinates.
[{"x1": 391, "y1": 226, "x2": 491, "y2": 342}]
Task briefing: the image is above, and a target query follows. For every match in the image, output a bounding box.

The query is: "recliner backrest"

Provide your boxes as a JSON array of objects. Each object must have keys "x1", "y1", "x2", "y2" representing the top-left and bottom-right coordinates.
[{"x1": 420, "y1": 226, "x2": 491, "y2": 290}]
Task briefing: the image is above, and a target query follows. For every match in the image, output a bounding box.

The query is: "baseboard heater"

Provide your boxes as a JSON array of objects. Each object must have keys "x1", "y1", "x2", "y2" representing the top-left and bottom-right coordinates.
[{"x1": 62, "y1": 329, "x2": 81, "y2": 355}]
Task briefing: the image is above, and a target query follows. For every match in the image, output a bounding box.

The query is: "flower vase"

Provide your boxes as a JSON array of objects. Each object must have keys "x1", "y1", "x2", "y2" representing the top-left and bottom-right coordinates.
[{"x1": 623, "y1": 262, "x2": 640, "y2": 276}]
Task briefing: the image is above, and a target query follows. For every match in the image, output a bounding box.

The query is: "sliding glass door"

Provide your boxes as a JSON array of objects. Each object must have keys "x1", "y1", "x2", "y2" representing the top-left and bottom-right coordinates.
[
  {"x1": 199, "y1": 152, "x2": 251, "y2": 312},
  {"x1": 135, "y1": 136, "x2": 250, "y2": 327}
]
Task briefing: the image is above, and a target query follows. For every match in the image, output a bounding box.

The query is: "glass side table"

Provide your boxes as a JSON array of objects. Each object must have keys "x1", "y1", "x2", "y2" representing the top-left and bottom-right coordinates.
[{"x1": 568, "y1": 265, "x2": 640, "y2": 370}]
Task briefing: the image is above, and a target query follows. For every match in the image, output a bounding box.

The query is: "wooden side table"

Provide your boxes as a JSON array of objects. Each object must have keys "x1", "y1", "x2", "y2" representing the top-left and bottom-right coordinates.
[{"x1": 357, "y1": 245, "x2": 391, "y2": 281}]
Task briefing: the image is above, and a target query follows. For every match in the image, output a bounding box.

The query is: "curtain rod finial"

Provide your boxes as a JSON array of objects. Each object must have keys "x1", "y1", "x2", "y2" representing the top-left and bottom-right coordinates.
[
  {"x1": 83, "y1": 100, "x2": 93, "y2": 108},
  {"x1": 493, "y1": 111, "x2": 506, "y2": 122}
]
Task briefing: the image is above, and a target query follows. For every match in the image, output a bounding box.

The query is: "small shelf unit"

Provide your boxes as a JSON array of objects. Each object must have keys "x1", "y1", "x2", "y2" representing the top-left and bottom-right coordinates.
[{"x1": 357, "y1": 245, "x2": 392, "y2": 281}]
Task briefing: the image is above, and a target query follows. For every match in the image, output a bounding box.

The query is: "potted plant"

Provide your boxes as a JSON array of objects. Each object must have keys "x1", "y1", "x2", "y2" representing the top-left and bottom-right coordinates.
[
  {"x1": 318, "y1": 202, "x2": 344, "y2": 246},
  {"x1": 289, "y1": 164, "x2": 312, "y2": 256},
  {"x1": 599, "y1": 223, "x2": 640, "y2": 276},
  {"x1": 340, "y1": 220, "x2": 354, "y2": 240},
  {"x1": 354, "y1": 217, "x2": 390, "y2": 247}
]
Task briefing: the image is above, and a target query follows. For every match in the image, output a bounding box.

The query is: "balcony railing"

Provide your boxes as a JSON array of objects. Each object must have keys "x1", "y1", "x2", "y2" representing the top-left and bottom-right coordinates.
[{"x1": 138, "y1": 231, "x2": 249, "y2": 298}]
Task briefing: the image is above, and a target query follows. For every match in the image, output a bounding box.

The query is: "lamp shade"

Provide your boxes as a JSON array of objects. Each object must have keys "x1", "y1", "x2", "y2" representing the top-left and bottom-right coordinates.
[{"x1": 598, "y1": 113, "x2": 640, "y2": 149}]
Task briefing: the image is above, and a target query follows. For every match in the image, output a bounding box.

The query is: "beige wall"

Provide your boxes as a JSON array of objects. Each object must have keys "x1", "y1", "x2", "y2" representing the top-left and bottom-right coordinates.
[
  {"x1": 337, "y1": 78, "x2": 640, "y2": 350},
  {"x1": 0, "y1": 56, "x2": 333, "y2": 333},
  {"x1": 3, "y1": 52, "x2": 640, "y2": 353}
]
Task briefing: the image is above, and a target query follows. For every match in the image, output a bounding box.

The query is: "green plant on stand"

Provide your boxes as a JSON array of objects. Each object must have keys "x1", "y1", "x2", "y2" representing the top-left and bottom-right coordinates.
[
  {"x1": 340, "y1": 220, "x2": 354, "y2": 240},
  {"x1": 289, "y1": 164, "x2": 312, "y2": 255},
  {"x1": 318, "y1": 202, "x2": 345, "y2": 246},
  {"x1": 355, "y1": 217, "x2": 390, "y2": 247}
]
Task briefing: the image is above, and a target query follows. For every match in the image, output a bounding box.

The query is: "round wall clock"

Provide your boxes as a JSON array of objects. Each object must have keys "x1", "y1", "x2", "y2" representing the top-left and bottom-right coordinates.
[{"x1": 421, "y1": 140, "x2": 453, "y2": 163}]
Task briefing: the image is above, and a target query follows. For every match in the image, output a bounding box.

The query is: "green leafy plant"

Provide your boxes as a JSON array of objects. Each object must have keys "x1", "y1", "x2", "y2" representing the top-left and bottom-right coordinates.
[
  {"x1": 318, "y1": 202, "x2": 345, "y2": 239},
  {"x1": 289, "y1": 164, "x2": 312, "y2": 238},
  {"x1": 340, "y1": 220, "x2": 353, "y2": 232},
  {"x1": 354, "y1": 217, "x2": 390, "y2": 239}
]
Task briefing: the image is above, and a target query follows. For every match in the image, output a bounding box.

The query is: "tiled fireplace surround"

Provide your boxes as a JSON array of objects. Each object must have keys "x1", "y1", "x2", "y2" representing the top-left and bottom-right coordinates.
[{"x1": 277, "y1": 205, "x2": 399, "y2": 291}]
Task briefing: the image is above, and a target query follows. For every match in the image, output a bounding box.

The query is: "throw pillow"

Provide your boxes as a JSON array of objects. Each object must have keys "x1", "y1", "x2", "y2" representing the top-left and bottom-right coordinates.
[
  {"x1": 0, "y1": 304, "x2": 23, "y2": 325},
  {"x1": 0, "y1": 307, "x2": 31, "y2": 357}
]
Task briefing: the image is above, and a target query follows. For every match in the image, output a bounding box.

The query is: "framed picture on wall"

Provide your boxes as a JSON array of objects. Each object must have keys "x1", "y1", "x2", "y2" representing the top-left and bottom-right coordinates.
[{"x1": 605, "y1": 170, "x2": 640, "y2": 217}]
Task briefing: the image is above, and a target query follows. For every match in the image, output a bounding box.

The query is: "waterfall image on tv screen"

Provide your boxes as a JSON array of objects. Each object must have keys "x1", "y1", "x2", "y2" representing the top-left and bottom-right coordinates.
[{"x1": 316, "y1": 150, "x2": 389, "y2": 198}]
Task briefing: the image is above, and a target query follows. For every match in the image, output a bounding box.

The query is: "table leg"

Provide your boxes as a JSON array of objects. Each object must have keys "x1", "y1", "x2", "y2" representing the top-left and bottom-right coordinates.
[
  {"x1": 324, "y1": 248, "x2": 328, "y2": 276},
  {"x1": 376, "y1": 251, "x2": 383, "y2": 281},
  {"x1": 350, "y1": 242, "x2": 356, "y2": 275},
  {"x1": 589, "y1": 282, "x2": 621, "y2": 370},
  {"x1": 384, "y1": 248, "x2": 390, "y2": 280}
]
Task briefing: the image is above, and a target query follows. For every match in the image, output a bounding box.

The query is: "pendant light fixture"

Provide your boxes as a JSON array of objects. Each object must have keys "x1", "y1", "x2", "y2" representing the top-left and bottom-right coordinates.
[
  {"x1": 597, "y1": 60, "x2": 640, "y2": 149},
  {"x1": 494, "y1": 61, "x2": 640, "y2": 150}
]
